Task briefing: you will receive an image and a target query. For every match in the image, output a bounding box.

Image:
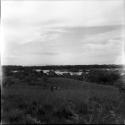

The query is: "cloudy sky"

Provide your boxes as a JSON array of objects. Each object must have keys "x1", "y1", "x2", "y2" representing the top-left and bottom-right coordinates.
[{"x1": 2, "y1": 0, "x2": 125, "y2": 65}]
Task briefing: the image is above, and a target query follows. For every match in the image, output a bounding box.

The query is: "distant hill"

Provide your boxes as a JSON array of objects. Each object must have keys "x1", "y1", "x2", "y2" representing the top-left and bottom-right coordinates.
[{"x1": 2, "y1": 64, "x2": 123, "y2": 71}]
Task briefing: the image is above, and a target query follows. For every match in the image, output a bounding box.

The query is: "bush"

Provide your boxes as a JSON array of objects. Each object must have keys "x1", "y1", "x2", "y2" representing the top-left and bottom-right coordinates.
[{"x1": 86, "y1": 70, "x2": 120, "y2": 85}]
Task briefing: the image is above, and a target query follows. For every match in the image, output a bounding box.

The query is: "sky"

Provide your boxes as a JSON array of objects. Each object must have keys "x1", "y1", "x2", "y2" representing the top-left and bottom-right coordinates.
[{"x1": 1, "y1": 0, "x2": 125, "y2": 65}]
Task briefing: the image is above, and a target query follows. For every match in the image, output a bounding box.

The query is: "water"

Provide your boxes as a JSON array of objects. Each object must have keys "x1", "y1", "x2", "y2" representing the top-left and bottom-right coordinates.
[
  {"x1": 11, "y1": 68, "x2": 123, "y2": 76},
  {"x1": 55, "y1": 71, "x2": 83, "y2": 75},
  {"x1": 12, "y1": 70, "x2": 18, "y2": 73},
  {"x1": 35, "y1": 69, "x2": 83, "y2": 75},
  {"x1": 42, "y1": 70, "x2": 83, "y2": 76}
]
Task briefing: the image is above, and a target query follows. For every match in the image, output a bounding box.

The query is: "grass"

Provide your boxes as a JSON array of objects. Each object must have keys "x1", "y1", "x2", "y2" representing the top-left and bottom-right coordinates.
[{"x1": 1, "y1": 77, "x2": 125, "y2": 124}]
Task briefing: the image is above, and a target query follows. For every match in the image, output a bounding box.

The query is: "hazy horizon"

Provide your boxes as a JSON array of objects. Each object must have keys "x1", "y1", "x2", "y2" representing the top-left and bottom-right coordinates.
[
  {"x1": 2, "y1": 64, "x2": 124, "y2": 67},
  {"x1": 2, "y1": 0, "x2": 125, "y2": 65}
]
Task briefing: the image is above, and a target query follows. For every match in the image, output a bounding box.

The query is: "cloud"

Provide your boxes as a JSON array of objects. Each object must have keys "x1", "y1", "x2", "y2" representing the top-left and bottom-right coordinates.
[
  {"x1": 3, "y1": 0, "x2": 124, "y2": 27},
  {"x1": 40, "y1": 52, "x2": 59, "y2": 56},
  {"x1": 2, "y1": 0, "x2": 125, "y2": 65},
  {"x1": 4, "y1": 25, "x2": 123, "y2": 61}
]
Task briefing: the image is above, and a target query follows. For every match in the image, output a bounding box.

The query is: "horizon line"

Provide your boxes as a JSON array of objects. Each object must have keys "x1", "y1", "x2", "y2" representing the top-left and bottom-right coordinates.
[{"x1": 1, "y1": 64, "x2": 124, "y2": 67}]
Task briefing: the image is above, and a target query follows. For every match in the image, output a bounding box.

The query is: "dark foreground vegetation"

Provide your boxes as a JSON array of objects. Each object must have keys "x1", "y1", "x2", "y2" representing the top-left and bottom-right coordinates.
[{"x1": 1, "y1": 65, "x2": 125, "y2": 124}]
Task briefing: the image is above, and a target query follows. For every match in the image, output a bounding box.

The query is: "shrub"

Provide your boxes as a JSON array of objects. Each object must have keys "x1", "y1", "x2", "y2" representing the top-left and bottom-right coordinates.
[{"x1": 87, "y1": 70, "x2": 120, "y2": 85}]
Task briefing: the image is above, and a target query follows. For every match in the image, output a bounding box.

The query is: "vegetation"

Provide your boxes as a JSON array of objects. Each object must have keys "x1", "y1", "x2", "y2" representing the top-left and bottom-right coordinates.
[
  {"x1": 86, "y1": 70, "x2": 120, "y2": 85},
  {"x1": 1, "y1": 65, "x2": 125, "y2": 124}
]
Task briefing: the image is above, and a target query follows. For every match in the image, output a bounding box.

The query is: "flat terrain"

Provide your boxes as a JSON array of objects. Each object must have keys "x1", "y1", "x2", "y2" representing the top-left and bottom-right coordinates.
[
  {"x1": 2, "y1": 77, "x2": 124, "y2": 124},
  {"x1": 3, "y1": 77, "x2": 120, "y2": 102}
]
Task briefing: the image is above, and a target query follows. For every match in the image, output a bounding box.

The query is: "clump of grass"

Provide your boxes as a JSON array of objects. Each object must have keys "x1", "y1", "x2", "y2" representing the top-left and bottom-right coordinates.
[
  {"x1": 2, "y1": 85, "x2": 124, "y2": 124},
  {"x1": 2, "y1": 95, "x2": 124, "y2": 124}
]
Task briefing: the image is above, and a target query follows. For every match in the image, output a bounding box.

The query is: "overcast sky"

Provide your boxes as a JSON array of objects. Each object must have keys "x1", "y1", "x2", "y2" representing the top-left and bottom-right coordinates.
[{"x1": 2, "y1": 0, "x2": 125, "y2": 65}]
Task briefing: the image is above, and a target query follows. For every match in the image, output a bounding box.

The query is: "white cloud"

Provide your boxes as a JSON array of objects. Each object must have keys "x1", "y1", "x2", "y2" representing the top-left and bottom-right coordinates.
[
  {"x1": 2, "y1": 0, "x2": 125, "y2": 65},
  {"x1": 2, "y1": 0, "x2": 124, "y2": 26}
]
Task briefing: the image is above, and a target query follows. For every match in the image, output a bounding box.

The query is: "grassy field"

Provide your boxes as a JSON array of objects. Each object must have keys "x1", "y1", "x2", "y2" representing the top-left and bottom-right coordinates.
[{"x1": 1, "y1": 77, "x2": 125, "y2": 124}]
